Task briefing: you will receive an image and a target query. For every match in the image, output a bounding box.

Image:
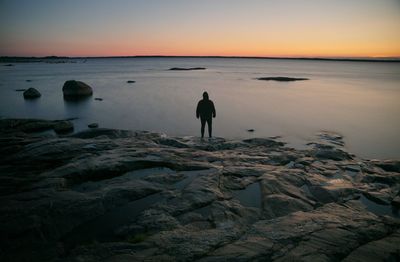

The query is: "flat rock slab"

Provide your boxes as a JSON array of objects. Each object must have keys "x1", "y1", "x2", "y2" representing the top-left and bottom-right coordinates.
[{"x1": 0, "y1": 118, "x2": 399, "y2": 262}]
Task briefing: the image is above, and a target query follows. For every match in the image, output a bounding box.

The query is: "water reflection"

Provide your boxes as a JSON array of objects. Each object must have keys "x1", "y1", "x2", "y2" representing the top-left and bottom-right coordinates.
[
  {"x1": 63, "y1": 96, "x2": 92, "y2": 117},
  {"x1": 23, "y1": 96, "x2": 41, "y2": 117},
  {"x1": 360, "y1": 194, "x2": 399, "y2": 218}
]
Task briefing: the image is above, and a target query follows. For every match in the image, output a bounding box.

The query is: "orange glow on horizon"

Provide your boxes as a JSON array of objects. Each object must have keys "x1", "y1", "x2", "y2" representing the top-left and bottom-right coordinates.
[
  {"x1": 1, "y1": 1, "x2": 399, "y2": 58},
  {"x1": 3, "y1": 38, "x2": 400, "y2": 58}
]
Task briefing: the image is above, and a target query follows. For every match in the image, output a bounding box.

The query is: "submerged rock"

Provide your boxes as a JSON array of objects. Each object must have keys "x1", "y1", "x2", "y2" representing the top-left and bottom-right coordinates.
[
  {"x1": 0, "y1": 118, "x2": 74, "y2": 134},
  {"x1": 23, "y1": 87, "x2": 41, "y2": 99},
  {"x1": 62, "y1": 80, "x2": 93, "y2": 98},
  {"x1": 256, "y1": 77, "x2": 309, "y2": 82}
]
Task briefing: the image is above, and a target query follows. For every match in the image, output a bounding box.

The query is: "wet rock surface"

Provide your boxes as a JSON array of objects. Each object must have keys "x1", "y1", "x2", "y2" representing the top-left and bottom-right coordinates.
[{"x1": 0, "y1": 118, "x2": 399, "y2": 262}]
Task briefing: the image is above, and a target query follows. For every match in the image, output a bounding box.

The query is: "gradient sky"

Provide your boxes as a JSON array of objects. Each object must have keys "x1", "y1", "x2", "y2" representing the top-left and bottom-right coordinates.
[{"x1": 0, "y1": 0, "x2": 399, "y2": 57}]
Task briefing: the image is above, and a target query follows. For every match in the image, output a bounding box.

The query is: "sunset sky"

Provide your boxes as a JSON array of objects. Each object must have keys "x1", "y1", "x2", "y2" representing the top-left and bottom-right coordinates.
[{"x1": 0, "y1": 0, "x2": 399, "y2": 58}]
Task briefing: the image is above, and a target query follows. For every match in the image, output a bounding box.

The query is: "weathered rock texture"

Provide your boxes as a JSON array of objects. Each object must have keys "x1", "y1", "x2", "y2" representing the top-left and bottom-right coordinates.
[{"x1": 0, "y1": 119, "x2": 399, "y2": 262}]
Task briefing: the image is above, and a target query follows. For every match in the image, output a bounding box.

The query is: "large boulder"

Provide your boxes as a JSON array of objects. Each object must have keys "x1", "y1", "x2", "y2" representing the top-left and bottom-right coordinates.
[
  {"x1": 23, "y1": 88, "x2": 41, "y2": 99},
  {"x1": 62, "y1": 80, "x2": 93, "y2": 98}
]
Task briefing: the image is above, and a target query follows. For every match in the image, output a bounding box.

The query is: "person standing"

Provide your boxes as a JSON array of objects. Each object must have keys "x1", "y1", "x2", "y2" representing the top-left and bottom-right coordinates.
[{"x1": 196, "y1": 91, "x2": 216, "y2": 138}]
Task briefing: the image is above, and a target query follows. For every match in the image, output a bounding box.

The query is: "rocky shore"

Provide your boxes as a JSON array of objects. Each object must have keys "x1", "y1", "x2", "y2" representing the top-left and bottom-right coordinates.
[{"x1": 0, "y1": 119, "x2": 399, "y2": 262}]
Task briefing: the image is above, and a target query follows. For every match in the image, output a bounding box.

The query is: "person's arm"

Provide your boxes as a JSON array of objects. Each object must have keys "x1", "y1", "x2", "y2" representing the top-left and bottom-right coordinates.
[
  {"x1": 212, "y1": 101, "x2": 216, "y2": 118},
  {"x1": 196, "y1": 102, "x2": 200, "y2": 118}
]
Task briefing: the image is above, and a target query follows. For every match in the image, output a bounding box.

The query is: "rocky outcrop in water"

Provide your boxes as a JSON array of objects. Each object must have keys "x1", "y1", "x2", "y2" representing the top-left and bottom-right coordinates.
[
  {"x1": 62, "y1": 80, "x2": 93, "y2": 98},
  {"x1": 257, "y1": 77, "x2": 309, "y2": 82},
  {"x1": 23, "y1": 87, "x2": 41, "y2": 99},
  {"x1": 169, "y1": 67, "x2": 206, "y2": 71},
  {"x1": 0, "y1": 119, "x2": 399, "y2": 262}
]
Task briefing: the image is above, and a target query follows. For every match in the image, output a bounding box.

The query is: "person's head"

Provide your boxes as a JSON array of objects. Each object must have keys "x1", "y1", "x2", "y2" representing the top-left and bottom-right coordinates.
[{"x1": 203, "y1": 91, "x2": 209, "y2": 100}]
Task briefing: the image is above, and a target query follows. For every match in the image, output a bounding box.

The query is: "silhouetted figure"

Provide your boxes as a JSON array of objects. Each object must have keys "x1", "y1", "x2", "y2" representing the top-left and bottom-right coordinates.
[{"x1": 196, "y1": 91, "x2": 216, "y2": 138}]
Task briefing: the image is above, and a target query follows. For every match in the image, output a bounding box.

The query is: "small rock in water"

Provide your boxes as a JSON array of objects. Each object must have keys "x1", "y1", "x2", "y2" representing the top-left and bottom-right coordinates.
[
  {"x1": 26, "y1": 79, "x2": 32, "y2": 82},
  {"x1": 247, "y1": 129, "x2": 255, "y2": 132},
  {"x1": 15, "y1": 89, "x2": 27, "y2": 92},
  {"x1": 88, "y1": 123, "x2": 99, "y2": 128},
  {"x1": 94, "y1": 98, "x2": 103, "y2": 101},
  {"x1": 53, "y1": 121, "x2": 74, "y2": 134},
  {"x1": 23, "y1": 88, "x2": 41, "y2": 99},
  {"x1": 127, "y1": 80, "x2": 136, "y2": 83}
]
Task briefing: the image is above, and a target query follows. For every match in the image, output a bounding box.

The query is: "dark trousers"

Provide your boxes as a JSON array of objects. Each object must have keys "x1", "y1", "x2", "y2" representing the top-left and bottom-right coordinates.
[{"x1": 200, "y1": 117, "x2": 212, "y2": 138}]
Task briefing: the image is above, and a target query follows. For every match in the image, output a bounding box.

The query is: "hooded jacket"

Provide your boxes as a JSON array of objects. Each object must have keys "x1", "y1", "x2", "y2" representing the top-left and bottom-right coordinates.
[{"x1": 196, "y1": 92, "x2": 216, "y2": 119}]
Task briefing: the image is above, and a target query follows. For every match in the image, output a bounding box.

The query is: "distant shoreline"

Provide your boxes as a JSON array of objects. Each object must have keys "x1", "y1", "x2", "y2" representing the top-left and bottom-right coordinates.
[{"x1": 1, "y1": 55, "x2": 400, "y2": 63}]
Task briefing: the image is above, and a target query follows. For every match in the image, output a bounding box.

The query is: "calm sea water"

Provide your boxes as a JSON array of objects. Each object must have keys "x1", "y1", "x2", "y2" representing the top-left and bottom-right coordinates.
[{"x1": 1, "y1": 58, "x2": 399, "y2": 159}]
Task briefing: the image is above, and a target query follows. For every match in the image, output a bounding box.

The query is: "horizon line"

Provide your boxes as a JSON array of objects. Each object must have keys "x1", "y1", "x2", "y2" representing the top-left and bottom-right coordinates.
[{"x1": 1, "y1": 55, "x2": 400, "y2": 63}]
